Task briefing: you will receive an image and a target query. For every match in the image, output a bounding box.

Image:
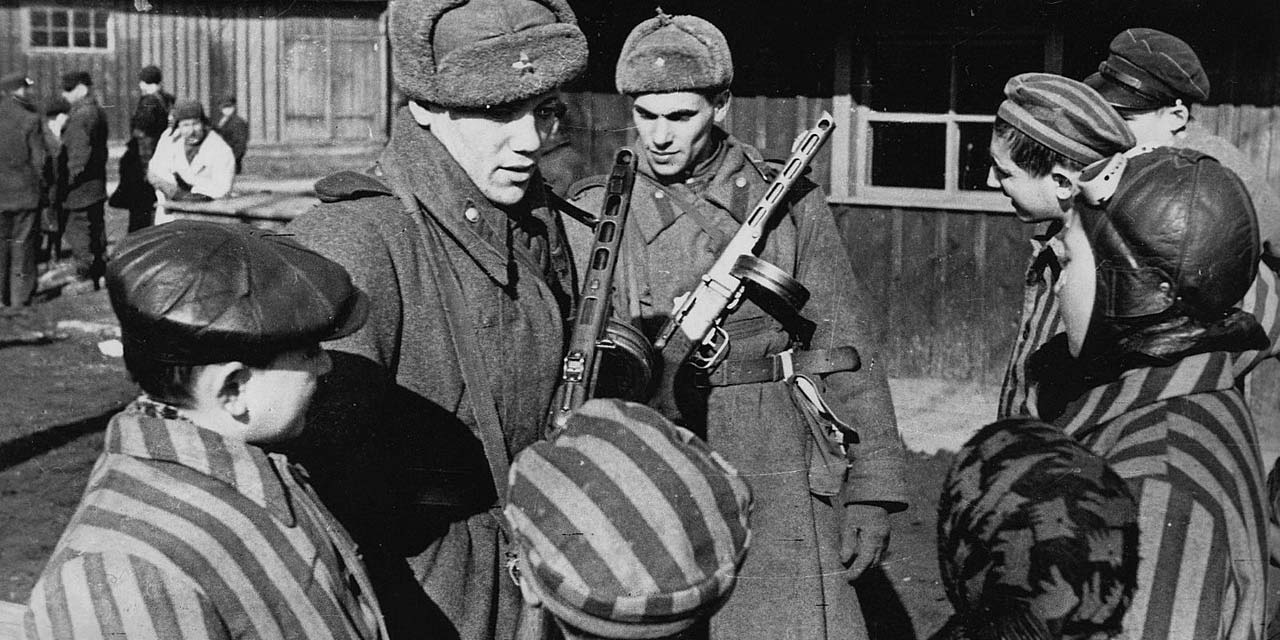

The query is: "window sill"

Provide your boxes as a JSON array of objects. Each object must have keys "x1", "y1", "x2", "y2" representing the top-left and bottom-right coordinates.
[{"x1": 827, "y1": 188, "x2": 1014, "y2": 214}]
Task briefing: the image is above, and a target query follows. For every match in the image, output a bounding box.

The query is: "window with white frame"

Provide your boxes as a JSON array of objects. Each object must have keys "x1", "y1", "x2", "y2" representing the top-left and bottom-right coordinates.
[
  {"x1": 27, "y1": 7, "x2": 111, "y2": 52},
  {"x1": 834, "y1": 31, "x2": 1053, "y2": 211}
]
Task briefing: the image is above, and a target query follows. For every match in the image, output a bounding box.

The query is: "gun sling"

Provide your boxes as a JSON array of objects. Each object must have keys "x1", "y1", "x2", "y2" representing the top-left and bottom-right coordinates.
[{"x1": 696, "y1": 345, "x2": 861, "y2": 387}]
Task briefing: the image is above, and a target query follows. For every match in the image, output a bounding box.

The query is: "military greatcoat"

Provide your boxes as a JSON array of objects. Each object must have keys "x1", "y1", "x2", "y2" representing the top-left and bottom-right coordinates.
[
  {"x1": 285, "y1": 110, "x2": 574, "y2": 640},
  {"x1": 566, "y1": 129, "x2": 907, "y2": 640}
]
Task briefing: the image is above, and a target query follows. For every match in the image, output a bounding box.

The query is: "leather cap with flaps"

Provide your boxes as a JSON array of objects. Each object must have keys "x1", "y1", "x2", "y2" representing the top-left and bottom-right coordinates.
[
  {"x1": 1077, "y1": 147, "x2": 1258, "y2": 322},
  {"x1": 107, "y1": 221, "x2": 369, "y2": 365}
]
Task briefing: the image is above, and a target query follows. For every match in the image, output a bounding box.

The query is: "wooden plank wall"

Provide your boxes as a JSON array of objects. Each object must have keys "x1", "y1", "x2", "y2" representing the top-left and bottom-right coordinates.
[{"x1": 0, "y1": 1, "x2": 385, "y2": 146}]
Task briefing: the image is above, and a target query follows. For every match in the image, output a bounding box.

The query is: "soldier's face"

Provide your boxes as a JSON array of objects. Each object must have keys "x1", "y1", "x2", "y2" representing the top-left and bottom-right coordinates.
[
  {"x1": 631, "y1": 91, "x2": 729, "y2": 178},
  {"x1": 423, "y1": 91, "x2": 563, "y2": 206}
]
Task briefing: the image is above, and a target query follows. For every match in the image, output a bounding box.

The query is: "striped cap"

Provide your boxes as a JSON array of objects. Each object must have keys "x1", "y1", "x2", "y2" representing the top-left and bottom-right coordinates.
[
  {"x1": 998, "y1": 73, "x2": 1135, "y2": 165},
  {"x1": 505, "y1": 399, "x2": 752, "y2": 639}
]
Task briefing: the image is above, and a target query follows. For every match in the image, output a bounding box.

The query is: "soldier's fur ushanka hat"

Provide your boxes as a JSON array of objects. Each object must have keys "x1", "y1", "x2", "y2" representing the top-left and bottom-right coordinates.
[
  {"x1": 616, "y1": 10, "x2": 733, "y2": 95},
  {"x1": 389, "y1": 0, "x2": 587, "y2": 109}
]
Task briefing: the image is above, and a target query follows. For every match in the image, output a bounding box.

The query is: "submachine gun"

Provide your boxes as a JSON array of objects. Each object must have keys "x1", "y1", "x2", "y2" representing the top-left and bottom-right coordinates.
[
  {"x1": 548, "y1": 148, "x2": 657, "y2": 431},
  {"x1": 653, "y1": 111, "x2": 837, "y2": 370}
]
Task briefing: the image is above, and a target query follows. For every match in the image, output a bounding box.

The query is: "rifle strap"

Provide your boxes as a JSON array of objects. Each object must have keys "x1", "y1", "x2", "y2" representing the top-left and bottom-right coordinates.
[
  {"x1": 384, "y1": 171, "x2": 512, "y2": 508},
  {"x1": 637, "y1": 173, "x2": 735, "y2": 250}
]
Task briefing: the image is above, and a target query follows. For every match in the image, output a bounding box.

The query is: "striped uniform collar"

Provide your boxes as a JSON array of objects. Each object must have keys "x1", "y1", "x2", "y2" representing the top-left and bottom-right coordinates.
[
  {"x1": 104, "y1": 397, "x2": 296, "y2": 525},
  {"x1": 1055, "y1": 352, "x2": 1237, "y2": 437}
]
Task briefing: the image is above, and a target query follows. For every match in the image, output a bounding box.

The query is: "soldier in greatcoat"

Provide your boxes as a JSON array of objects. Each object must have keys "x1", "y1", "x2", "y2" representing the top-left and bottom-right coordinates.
[
  {"x1": 565, "y1": 13, "x2": 907, "y2": 639},
  {"x1": 59, "y1": 71, "x2": 108, "y2": 285},
  {"x1": 282, "y1": 0, "x2": 587, "y2": 637}
]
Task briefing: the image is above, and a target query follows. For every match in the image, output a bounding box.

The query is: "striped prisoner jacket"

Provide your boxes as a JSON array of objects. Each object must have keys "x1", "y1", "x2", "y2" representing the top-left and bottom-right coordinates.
[
  {"x1": 1045, "y1": 351, "x2": 1267, "y2": 640},
  {"x1": 25, "y1": 399, "x2": 386, "y2": 640},
  {"x1": 998, "y1": 226, "x2": 1280, "y2": 420}
]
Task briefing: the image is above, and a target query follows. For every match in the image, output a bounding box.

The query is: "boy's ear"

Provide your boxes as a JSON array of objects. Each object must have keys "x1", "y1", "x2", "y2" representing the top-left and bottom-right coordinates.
[
  {"x1": 1051, "y1": 166, "x2": 1079, "y2": 202},
  {"x1": 213, "y1": 363, "x2": 253, "y2": 420},
  {"x1": 1163, "y1": 103, "x2": 1190, "y2": 132}
]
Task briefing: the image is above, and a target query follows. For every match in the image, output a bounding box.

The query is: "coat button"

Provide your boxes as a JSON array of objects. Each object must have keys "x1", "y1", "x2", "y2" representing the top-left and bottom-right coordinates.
[
  {"x1": 464, "y1": 207, "x2": 480, "y2": 223},
  {"x1": 735, "y1": 176, "x2": 747, "y2": 188},
  {"x1": 653, "y1": 191, "x2": 664, "y2": 200}
]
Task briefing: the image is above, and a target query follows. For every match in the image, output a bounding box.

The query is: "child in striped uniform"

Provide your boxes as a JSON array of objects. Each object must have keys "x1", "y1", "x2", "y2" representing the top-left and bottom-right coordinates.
[
  {"x1": 504, "y1": 398, "x2": 753, "y2": 640},
  {"x1": 25, "y1": 221, "x2": 385, "y2": 640},
  {"x1": 1034, "y1": 147, "x2": 1269, "y2": 640},
  {"x1": 985, "y1": 73, "x2": 1136, "y2": 421}
]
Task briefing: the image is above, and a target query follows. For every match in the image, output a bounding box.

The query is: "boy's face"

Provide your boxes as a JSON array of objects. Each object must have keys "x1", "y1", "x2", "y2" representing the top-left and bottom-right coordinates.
[
  {"x1": 1053, "y1": 211, "x2": 1097, "y2": 357},
  {"x1": 1117, "y1": 105, "x2": 1187, "y2": 148},
  {"x1": 240, "y1": 345, "x2": 332, "y2": 444},
  {"x1": 987, "y1": 134, "x2": 1071, "y2": 223}
]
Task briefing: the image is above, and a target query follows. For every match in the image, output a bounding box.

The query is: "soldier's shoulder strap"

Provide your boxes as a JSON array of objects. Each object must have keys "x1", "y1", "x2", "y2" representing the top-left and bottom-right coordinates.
[
  {"x1": 314, "y1": 169, "x2": 395, "y2": 204},
  {"x1": 555, "y1": 174, "x2": 610, "y2": 227}
]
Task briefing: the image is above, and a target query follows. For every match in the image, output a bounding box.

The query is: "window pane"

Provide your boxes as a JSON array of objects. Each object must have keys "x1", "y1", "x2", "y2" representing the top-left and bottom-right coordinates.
[
  {"x1": 52, "y1": 30, "x2": 68, "y2": 47},
  {"x1": 867, "y1": 41, "x2": 949, "y2": 112},
  {"x1": 31, "y1": 30, "x2": 48, "y2": 47},
  {"x1": 94, "y1": 28, "x2": 108, "y2": 48},
  {"x1": 954, "y1": 37, "x2": 1044, "y2": 114},
  {"x1": 869, "y1": 122, "x2": 946, "y2": 189},
  {"x1": 51, "y1": 11, "x2": 67, "y2": 28},
  {"x1": 74, "y1": 30, "x2": 90, "y2": 48},
  {"x1": 959, "y1": 123, "x2": 999, "y2": 191},
  {"x1": 31, "y1": 10, "x2": 47, "y2": 28},
  {"x1": 72, "y1": 10, "x2": 89, "y2": 28},
  {"x1": 94, "y1": 11, "x2": 108, "y2": 29}
]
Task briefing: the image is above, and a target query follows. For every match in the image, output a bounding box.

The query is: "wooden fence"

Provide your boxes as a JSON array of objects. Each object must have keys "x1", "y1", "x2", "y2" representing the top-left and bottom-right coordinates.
[{"x1": 0, "y1": 1, "x2": 388, "y2": 146}]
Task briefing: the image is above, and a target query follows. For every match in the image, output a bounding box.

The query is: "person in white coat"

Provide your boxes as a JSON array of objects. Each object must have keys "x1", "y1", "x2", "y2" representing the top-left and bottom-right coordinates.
[{"x1": 147, "y1": 99, "x2": 236, "y2": 202}]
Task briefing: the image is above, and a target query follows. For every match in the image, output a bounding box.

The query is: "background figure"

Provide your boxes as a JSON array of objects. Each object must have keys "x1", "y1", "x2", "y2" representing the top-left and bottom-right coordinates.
[
  {"x1": 147, "y1": 100, "x2": 236, "y2": 201},
  {"x1": 36, "y1": 96, "x2": 69, "y2": 268},
  {"x1": 59, "y1": 70, "x2": 108, "y2": 285},
  {"x1": 506, "y1": 399, "x2": 752, "y2": 640},
  {"x1": 111, "y1": 65, "x2": 175, "y2": 233},
  {"x1": 0, "y1": 71, "x2": 47, "y2": 307},
  {"x1": 537, "y1": 104, "x2": 585, "y2": 197},
  {"x1": 214, "y1": 95, "x2": 249, "y2": 175},
  {"x1": 933, "y1": 419, "x2": 1139, "y2": 640},
  {"x1": 40, "y1": 96, "x2": 70, "y2": 265}
]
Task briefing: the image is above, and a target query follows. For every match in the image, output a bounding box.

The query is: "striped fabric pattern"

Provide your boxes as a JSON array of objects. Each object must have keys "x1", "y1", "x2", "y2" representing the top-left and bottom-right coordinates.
[
  {"x1": 998, "y1": 240, "x2": 1280, "y2": 421},
  {"x1": 504, "y1": 398, "x2": 752, "y2": 638},
  {"x1": 998, "y1": 232, "x2": 1063, "y2": 420},
  {"x1": 24, "y1": 401, "x2": 385, "y2": 640},
  {"x1": 1053, "y1": 352, "x2": 1267, "y2": 640}
]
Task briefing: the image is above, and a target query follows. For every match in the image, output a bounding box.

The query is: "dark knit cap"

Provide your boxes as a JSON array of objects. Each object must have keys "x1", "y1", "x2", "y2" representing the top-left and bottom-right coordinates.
[
  {"x1": 506, "y1": 399, "x2": 753, "y2": 639},
  {"x1": 60, "y1": 70, "x2": 92, "y2": 92},
  {"x1": 218, "y1": 94, "x2": 237, "y2": 108},
  {"x1": 1076, "y1": 147, "x2": 1258, "y2": 321},
  {"x1": 106, "y1": 221, "x2": 369, "y2": 365},
  {"x1": 934, "y1": 419, "x2": 1139, "y2": 640},
  {"x1": 998, "y1": 73, "x2": 1135, "y2": 166},
  {"x1": 171, "y1": 99, "x2": 206, "y2": 123},
  {"x1": 43, "y1": 96, "x2": 71, "y2": 116},
  {"x1": 388, "y1": 0, "x2": 587, "y2": 109},
  {"x1": 616, "y1": 10, "x2": 732, "y2": 95},
  {"x1": 138, "y1": 65, "x2": 163, "y2": 84},
  {"x1": 1, "y1": 72, "x2": 33, "y2": 92},
  {"x1": 1084, "y1": 28, "x2": 1210, "y2": 109}
]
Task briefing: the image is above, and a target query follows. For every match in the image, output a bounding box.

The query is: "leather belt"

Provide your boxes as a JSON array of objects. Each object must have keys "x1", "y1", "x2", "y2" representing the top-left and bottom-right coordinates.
[{"x1": 697, "y1": 346, "x2": 861, "y2": 387}]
